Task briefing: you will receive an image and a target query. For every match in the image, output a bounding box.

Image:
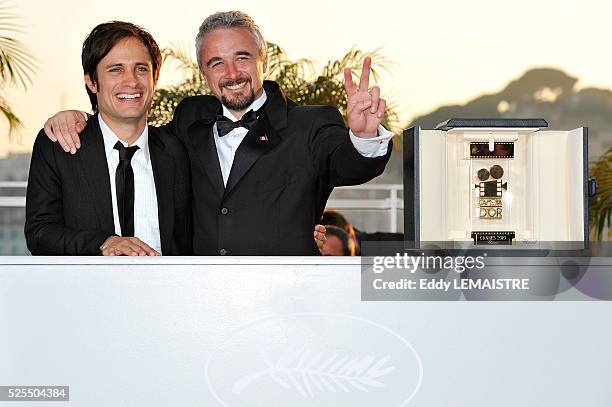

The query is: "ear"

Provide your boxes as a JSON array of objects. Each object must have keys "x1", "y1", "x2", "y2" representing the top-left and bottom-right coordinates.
[
  {"x1": 262, "y1": 54, "x2": 268, "y2": 74},
  {"x1": 84, "y1": 74, "x2": 97, "y2": 93}
]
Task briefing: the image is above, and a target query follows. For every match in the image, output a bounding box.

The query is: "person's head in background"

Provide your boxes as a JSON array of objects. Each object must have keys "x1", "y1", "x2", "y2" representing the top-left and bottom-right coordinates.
[
  {"x1": 321, "y1": 225, "x2": 356, "y2": 256},
  {"x1": 321, "y1": 209, "x2": 360, "y2": 254}
]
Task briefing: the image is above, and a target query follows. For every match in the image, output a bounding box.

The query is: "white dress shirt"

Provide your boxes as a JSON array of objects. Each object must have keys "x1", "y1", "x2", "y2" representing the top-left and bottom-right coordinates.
[
  {"x1": 213, "y1": 91, "x2": 394, "y2": 186},
  {"x1": 99, "y1": 116, "x2": 162, "y2": 253}
]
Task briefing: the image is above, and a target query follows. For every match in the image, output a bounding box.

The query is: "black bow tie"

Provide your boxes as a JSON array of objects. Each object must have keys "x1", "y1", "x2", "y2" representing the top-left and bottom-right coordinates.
[{"x1": 216, "y1": 109, "x2": 259, "y2": 137}]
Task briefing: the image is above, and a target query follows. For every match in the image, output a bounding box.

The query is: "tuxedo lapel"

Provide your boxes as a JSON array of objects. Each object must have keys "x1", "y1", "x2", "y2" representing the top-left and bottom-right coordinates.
[
  {"x1": 187, "y1": 118, "x2": 225, "y2": 199},
  {"x1": 77, "y1": 116, "x2": 114, "y2": 232},
  {"x1": 260, "y1": 81, "x2": 289, "y2": 132},
  {"x1": 149, "y1": 127, "x2": 174, "y2": 253},
  {"x1": 224, "y1": 116, "x2": 281, "y2": 196}
]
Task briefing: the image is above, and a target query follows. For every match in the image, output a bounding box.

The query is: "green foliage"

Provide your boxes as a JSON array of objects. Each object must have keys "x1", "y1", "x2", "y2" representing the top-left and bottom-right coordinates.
[
  {"x1": 149, "y1": 42, "x2": 400, "y2": 134},
  {"x1": 590, "y1": 147, "x2": 612, "y2": 240},
  {"x1": 0, "y1": 2, "x2": 36, "y2": 139}
]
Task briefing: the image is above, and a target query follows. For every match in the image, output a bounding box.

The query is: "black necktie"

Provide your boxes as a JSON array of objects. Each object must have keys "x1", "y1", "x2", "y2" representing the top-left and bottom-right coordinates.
[
  {"x1": 114, "y1": 141, "x2": 139, "y2": 237},
  {"x1": 216, "y1": 109, "x2": 259, "y2": 137}
]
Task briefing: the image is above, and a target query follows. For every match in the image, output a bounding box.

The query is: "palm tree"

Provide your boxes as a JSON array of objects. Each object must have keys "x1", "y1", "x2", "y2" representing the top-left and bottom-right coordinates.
[
  {"x1": 0, "y1": 2, "x2": 36, "y2": 139},
  {"x1": 149, "y1": 42, "x2": 400, "y2": 134},
  {"x1": 590, "y1": 147, "x2": 612, "y2": 240}
]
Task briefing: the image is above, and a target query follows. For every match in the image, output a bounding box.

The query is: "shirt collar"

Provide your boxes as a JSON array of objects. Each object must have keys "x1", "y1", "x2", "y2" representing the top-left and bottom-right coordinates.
[
  {"x1": 221, "y1": 90, "x2": 267, "y2": 122},
  {"x1": 99, "y1": 114, "x2": 150, "y2": 165}
]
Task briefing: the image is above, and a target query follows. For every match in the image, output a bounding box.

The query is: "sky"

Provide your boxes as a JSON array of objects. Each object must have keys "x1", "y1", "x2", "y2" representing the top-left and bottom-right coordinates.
[{"x1": 2, "y1": 0, "x2": 612, "y2": 156}]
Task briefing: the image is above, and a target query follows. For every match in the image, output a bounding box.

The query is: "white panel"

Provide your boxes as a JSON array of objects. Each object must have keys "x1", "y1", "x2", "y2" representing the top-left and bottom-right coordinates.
[
  {"x1": 0, "y1": 257, "x2": 611, "y2": 407},
  {"x1": 536, "y1": 130, "x2": 585, "y2": 241},
  {"x1": 419, "y1": 130, "x2": 446, "y2": 241},
  {"x1": 567, "y1": 128, "x2": 586, "y2": 241},
  {"x1": 536, "y1": 131, "x2": 568, "y2": 239},
  {"x1": 445, "y1": 132, "x2": 472, "y2": 239},
  {"x1": 509, "y1": 131, "x2": 538, "y2": 241}
]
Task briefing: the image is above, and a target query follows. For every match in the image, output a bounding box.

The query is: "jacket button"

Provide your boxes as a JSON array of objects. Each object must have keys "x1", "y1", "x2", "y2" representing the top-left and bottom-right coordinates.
[
  {"x1": 219, "y1": 248, "x2": 227, "y2": 255},
  {"x1": 220, "y1": 207, "x2": 229, "y2": 215}
]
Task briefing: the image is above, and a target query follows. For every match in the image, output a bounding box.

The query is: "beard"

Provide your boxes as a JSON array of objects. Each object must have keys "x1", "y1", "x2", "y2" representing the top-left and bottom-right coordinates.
[{"x1": 220, "y1": 77, "x2": 256, "y2": 112}]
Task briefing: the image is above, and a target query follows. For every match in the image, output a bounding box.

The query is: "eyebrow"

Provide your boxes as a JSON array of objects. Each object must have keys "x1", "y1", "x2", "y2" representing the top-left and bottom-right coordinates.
[
  {"x1": 104, "y1": 62, "x2": 150, "y2": 69},
  {"x1": 205, "y1": 57, "x2": 222, "y2": 67},
  {"x1": 205, "y1": 50, "x2": 254, "y2": 67},
  {"x1": 105, "y1": 63, "x2": 123, "y2": 70}
]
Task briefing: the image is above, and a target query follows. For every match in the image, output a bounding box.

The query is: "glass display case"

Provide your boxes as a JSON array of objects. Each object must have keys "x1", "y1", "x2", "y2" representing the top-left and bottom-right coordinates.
[{"x1": 403, "y1": 118, "x2": 593, "y2": 248}]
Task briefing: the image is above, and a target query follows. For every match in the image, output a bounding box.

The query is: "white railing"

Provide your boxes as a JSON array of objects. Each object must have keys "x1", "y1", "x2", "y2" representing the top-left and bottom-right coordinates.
[
  {"x1": 327, "y1": 184, "x2": 403, "y2": 232},
  {"x1": 0, "y1": 182, "x2": 404, "y2": 232},
  {"x1": 0, "y1": 181, "x2": 27, "y2": 208},
  {"x1": 0, "y1": 182, "x2": 27, "y2": 187}
]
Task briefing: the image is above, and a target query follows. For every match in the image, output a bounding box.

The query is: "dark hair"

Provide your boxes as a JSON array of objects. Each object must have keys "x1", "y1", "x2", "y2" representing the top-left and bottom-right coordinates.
[
  {"x1": 322, "y1": 209, "x2": 359, "y2": 239},
  {"x1": 321, "y1": 209, "x2": 351, "y2": 230},
  {"x1": 325, "y1": 225, "x2": 356, "y2": 256},
  {"x1": 322, "y1": 209, "x2": 360, "y2": 255},
  {"x1": 81, "y1": 21, "x2": 162, "y2": 112}
]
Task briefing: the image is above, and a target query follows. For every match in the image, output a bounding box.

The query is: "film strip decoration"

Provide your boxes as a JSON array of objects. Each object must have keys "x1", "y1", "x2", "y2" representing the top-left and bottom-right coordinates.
[{"x1": 470, "y1": 142, "x2": 514, "y2": 159}]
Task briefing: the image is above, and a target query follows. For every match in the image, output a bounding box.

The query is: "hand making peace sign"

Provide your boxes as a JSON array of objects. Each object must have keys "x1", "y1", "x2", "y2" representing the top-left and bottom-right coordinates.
[{"x1": 343, "y1": 57, "x2": 386, "y2": 138}]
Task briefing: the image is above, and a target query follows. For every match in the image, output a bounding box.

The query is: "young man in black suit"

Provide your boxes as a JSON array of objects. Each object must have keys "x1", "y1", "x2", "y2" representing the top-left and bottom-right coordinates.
[
  {"x1": 42, "y1": 11, "x2": 391, "y2": 255},
  {"x1": 25, "y1": 22, "x2": 192, "y2": 255}
]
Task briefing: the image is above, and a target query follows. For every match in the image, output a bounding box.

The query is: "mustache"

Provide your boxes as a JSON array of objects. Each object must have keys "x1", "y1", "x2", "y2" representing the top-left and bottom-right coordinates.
[{"x1": 220, "y1": 77, "x2": 251, "y2": 89}]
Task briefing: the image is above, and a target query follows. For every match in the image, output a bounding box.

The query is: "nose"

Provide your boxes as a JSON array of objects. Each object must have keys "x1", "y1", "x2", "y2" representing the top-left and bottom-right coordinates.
[
  {"x1": 225, "y1": 61, "x2": 239, "y2": 78},
  {"x1": 123, "y1": 69, "x2": 139, "y2": 87}
]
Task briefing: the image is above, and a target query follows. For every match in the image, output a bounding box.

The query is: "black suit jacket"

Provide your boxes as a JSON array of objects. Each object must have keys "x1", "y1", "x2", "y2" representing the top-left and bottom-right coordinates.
[
  {"x1": 25, "y1": 115, "x2": 192, "y2": 255},
  {"x1": 168, "y1": 81, "x2": 391, "y2": 255}
]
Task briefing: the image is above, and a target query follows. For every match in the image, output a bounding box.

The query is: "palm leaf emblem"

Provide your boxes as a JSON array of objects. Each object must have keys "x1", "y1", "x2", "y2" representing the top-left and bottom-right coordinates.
[{"x1": 232, "y1": 347, "x2": 395, "y2": 398}]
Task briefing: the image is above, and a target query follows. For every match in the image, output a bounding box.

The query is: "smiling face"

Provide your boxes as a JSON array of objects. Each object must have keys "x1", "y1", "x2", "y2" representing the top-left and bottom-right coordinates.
[
  {"x1": 198, "y1": 27, "x2": 267, "y2": 118},
  {"x1": 85, "y1": 36, "x2": 155, "y2": 131}
]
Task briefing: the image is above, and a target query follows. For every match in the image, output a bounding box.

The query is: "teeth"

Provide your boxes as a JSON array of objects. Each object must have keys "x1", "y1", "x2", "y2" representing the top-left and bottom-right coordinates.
[
  {"x1": 117, "y1": 93, "x2": 141, "y2": 99},
  {"x1": 225, "y1": 82, "x2": 246, "y2": 90}
]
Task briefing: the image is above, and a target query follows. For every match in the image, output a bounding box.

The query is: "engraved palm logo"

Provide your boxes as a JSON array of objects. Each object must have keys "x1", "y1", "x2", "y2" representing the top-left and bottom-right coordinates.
[
  {"x1": 232, "y1": 346, "x2": 395, "y2": 398},
  {"x1": 206, "y1": 313, "x2": 423, "y2": 406}
]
